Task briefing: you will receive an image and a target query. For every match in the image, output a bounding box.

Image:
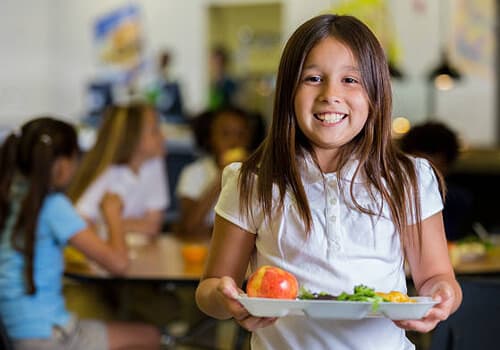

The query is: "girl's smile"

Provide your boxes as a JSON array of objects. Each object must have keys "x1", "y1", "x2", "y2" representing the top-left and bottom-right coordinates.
[{"x1": 313, "y1": 111, "x2": 347, "y2": 124}]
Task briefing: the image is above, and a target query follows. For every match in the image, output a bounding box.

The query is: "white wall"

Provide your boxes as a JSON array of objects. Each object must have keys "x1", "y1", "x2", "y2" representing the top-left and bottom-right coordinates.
[
  {"x1": 0, "y1": 0, "x2": 52, "y2": 126},
  {"x1": 47, "y1": 0, "x2": 208, "y2": 122},
  {"x1": 0, "y1": 0, "x2": 496, "y2": 146}
]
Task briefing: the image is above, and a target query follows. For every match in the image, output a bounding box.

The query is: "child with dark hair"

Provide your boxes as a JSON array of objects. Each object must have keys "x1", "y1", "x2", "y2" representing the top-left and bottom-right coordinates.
[
  {"x1": 68, "y1": 102, "x2": 168, "y2": 236},
  {"x1": 196, "y1": 14, "x2": 461, "y2": 349},
  {"x1": 399, "y1": 122, "x2": 473, "y2": 241},
  {"x1": 399, "y1": 122, "x2": 459, "y2": 176},
  {"x1": 66, "y1": 103, "x2": 178, "y2": 328},
  {"x1": 176, "y1": 105, "x2": 265, "y2": 240},
  {"x1": 0, "y1": 117, "x2": 160, "y2": 350}
]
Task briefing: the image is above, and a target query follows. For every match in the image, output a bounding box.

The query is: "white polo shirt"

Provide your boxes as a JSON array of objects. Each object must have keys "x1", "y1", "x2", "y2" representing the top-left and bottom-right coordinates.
[
  {"x1": 176, "y1": 156, "x2": 219, "y2": 225},
  {"x1": 215, "y1": 155, "x2": 443, "y2": 350},
  {"x1": 76, "y1": 157, "x2": 169, "y2": 222}
]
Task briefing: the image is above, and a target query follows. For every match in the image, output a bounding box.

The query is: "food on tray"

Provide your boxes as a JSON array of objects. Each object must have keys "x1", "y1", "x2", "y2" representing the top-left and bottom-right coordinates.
[
  {"x1": 236, "y1": 293, "x2": 437, "y2": 320},
  {"x1": 246, "y1": 265, "x2": 299, "y2": 299},
  {"x1": 336, "y1": 285, "x2": 386, "y2": 311},
  {"x1": 375, "y1": 291, "x2": 415, "y2": 303},
  {"x1": 299, "y1": 284, "x2": 415, "y2": 311},
  {"x1": 298, "y1": 286, "x2": 337, "y2": 300}
]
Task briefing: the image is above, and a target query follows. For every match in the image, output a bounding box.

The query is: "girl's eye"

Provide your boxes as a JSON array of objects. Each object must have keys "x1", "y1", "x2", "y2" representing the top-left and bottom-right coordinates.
[
  {"x1": 304, "y1": 76, "x2": 322, "y2": 83},
  {"x1": 343, "y1": 77, "x2": 359, "y2": 84}
]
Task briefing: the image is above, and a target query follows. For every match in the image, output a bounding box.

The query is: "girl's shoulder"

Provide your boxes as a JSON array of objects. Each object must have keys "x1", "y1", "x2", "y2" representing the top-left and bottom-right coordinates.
[
  {"x1": 180, "y1": 155, "x2": 217, "y2": 177},
  {"x1": 43, "y1": 192, "x2": 75, "y2": 212},
  {"x1": 41, "y1": 192, "x2": 81, "y2": 225}
]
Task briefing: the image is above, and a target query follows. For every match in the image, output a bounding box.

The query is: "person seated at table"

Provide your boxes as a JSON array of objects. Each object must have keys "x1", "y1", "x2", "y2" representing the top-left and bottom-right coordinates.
[
  {"x1": 66, "y1": 102, "x2": 181, "y2": 328},
  {"x1": 176, "y1": 105, "x2": 266, "y2": 240},
  {"x1": 67, "y1": 102, "x2": 169, "y2": 236},
  {"x1": 399, "y1": 121, "x2": 474, "y2": 241},
  {"x1": 0, "y1": 117, "x2": 161, "y2": 350}
]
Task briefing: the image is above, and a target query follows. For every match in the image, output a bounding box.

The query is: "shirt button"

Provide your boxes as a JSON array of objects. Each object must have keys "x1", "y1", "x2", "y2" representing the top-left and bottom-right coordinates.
[
  {"x1": 329, "y1": 197, "x2": 337, "y2": 205},
  {"x1": 330, "y1": 215, "x2": 336, "y2": 222}
]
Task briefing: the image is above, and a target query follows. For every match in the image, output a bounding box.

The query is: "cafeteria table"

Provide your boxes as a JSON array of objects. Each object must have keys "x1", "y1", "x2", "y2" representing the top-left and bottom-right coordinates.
[
  {"x1": 65, "y1": 233, "x2": 205, "y2": 284},
  {"x1": 64, "y1": 233, "x2": 230, "y2": 349},
  {"x1": 453, "y1": 246, "x2": 500, "y2": 276}
]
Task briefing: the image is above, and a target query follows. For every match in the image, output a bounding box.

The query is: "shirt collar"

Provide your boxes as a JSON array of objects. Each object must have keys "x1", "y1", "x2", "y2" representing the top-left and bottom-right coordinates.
[{"x1": 298, "y1": 152, "x2": 363, "y2": 185}]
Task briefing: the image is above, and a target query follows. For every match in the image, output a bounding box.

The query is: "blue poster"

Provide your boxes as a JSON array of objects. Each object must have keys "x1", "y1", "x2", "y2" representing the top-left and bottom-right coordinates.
[{"x1": 94, "y1": 4, "x2": 143, "y2": 84}]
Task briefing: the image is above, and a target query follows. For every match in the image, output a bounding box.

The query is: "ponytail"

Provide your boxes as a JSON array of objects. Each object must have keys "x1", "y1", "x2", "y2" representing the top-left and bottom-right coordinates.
[
  {"x1": 0, "y1": 134, "x2": 20, "y2": 232},
  {"x1": 13, "y1": 137, "x2": 54, "y2": 294}
]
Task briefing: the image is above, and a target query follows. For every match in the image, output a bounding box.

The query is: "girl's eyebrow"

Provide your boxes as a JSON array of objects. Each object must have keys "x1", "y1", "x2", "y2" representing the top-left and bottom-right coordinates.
[{"x1": 302, "y1": 64, "x2": 361, "y2": 72}]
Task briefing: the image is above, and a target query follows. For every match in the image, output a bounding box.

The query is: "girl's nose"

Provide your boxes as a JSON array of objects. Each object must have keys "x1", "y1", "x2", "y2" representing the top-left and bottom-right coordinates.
[{"x1": 319, "y1": 82, "x2": 342, "y2": 104}]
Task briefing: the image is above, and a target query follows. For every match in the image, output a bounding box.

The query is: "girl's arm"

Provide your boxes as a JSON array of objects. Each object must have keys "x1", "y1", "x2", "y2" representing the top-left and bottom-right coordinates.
[
  {"x1": 399, "y1": 211, "x2": 462, "y2": 333},
  {"x1": 69, "y1": 193, "x2": 129, "y2": 274},
  {"x1": 177, "y1": 173, "x2": 222, "y2": 239},
  {"x1": 122, "y1": 209, "x2": 164, "y2": 235},
  {"x1": 195, "y1": 215, "x2": 277, "y2": 331}
]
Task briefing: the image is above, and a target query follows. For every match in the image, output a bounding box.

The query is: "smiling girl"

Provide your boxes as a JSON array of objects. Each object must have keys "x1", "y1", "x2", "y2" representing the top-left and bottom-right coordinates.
[{"x1": 195, "y1": 14, "x2": 462, "y2": 350}]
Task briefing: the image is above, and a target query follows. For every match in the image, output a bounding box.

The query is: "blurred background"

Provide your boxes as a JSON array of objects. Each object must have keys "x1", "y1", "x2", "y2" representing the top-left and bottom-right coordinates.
[
  {"x1": 0, "y1": 0, "x2": 498, "y2": 231},
  {"x1": 0, "y1": 0, "x2": 495, "y2": 145}
]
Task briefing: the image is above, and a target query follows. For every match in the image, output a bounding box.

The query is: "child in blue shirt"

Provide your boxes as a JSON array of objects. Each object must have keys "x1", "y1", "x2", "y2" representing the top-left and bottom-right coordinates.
[{"x1": 0, "y1": 117, "x2": 160, "y2": 349}]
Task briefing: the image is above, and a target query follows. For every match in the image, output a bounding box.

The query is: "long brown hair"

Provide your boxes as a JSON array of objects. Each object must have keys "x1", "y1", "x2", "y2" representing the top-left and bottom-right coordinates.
[
  {"x1": 0, "y1": 117, "x2": 79, "y2": 294},
  {"x1": 239, "y1": 14, "x2": 444, "y2": 250},
  {"x1": 67, "y1": 102, "x2": 153, "y2": 203}
]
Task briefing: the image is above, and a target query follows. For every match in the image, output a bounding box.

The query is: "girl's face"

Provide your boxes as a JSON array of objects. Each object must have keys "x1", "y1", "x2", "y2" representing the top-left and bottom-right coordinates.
[
  {"x1": 211, "y1": 112, "x2": 251, "y2": 156},
  {"x1": 52, "y1": 154, "x2": 79, "y2": 190},
  {"x1": 136, "y1": 108, "x2": 165, "y2": 160},
  {"x1": 294, "y1": 36, "x2": 370, "y2": 167}
]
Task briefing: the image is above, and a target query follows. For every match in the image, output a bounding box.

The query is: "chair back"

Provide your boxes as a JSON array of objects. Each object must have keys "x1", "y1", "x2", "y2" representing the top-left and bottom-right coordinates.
[
  {"x1": 164, "y1": 147, "x2": 197, "y2": 224},
  {"x1": 429, "y1": 277, "x2": 500, "y2": 350}
]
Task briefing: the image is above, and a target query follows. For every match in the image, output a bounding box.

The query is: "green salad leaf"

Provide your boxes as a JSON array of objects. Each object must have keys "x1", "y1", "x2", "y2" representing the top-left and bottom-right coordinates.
[{"x1": 337, "y1": 284, "x2": 385, "y2": 311}]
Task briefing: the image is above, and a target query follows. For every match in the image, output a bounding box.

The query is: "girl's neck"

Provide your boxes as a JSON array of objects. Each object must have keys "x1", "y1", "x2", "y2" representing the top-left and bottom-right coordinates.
[{"x1": 314, "y1": 149, "x2": 340, "y2": 174}]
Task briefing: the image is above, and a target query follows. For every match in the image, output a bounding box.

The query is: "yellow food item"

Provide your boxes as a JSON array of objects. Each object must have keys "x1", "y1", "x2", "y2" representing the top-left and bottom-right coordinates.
[
  {"x1": 376, "y1": 291, "x2": 415, "y2": 303},
  {"x1": 222, "y1": 148, "x2": 248, "y2": 165},
  {"x1": 64, "y1": 247, "x2": 87, "y2": 264}
]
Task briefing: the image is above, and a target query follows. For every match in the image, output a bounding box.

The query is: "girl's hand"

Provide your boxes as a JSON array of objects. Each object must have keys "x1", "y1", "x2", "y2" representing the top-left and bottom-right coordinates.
[
  {"x1": 100, "y1": 192, "x2": 123, "y2": 219},
  {"x1": 216, "y1": 276, "x2": 277, "y2": 331},
  {"x1": 394, "y1": 281, "x2": 455, "y2": 333}
]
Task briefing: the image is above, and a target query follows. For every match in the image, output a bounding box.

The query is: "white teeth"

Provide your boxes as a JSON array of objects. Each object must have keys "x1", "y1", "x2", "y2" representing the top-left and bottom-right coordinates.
[{"x1": 316, "y1": 113, "x2": 345, "y2": 123}]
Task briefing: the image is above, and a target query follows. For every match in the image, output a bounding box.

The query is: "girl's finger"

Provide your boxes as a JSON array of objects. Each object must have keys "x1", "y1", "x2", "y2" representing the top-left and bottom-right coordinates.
[{"x1": 239, "y1": 316, "x2": 277, "y2": 332}]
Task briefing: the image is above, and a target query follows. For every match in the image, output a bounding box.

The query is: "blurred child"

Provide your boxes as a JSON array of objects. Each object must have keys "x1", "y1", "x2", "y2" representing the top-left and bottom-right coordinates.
[
  {"x1": 68, "y1": 102, "x2": 168, "y2": 236},
  {"x1": 0, "y1": 117, "x2": 160, "y2": 350},
  {"x1": 208, "y1": 46, "x2": 239, "y2": 110},
  {"x1": 195, "y1": 14, "x2": 462, "y2": 350},
  {"x1": 66, "y1": 103, "x2": 179, "y2": 327},
  {"x1": 399, "y1": 122, "x2": 474, "y2": 241},
  {"x1": 176, "y1": 105, "x2": 265, "y2": 240}
]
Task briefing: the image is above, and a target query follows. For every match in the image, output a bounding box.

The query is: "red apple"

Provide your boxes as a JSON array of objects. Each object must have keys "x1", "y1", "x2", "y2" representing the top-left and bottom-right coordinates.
[{"x1": 246, "y1": 265, "x2": 299, "y2": 299}]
